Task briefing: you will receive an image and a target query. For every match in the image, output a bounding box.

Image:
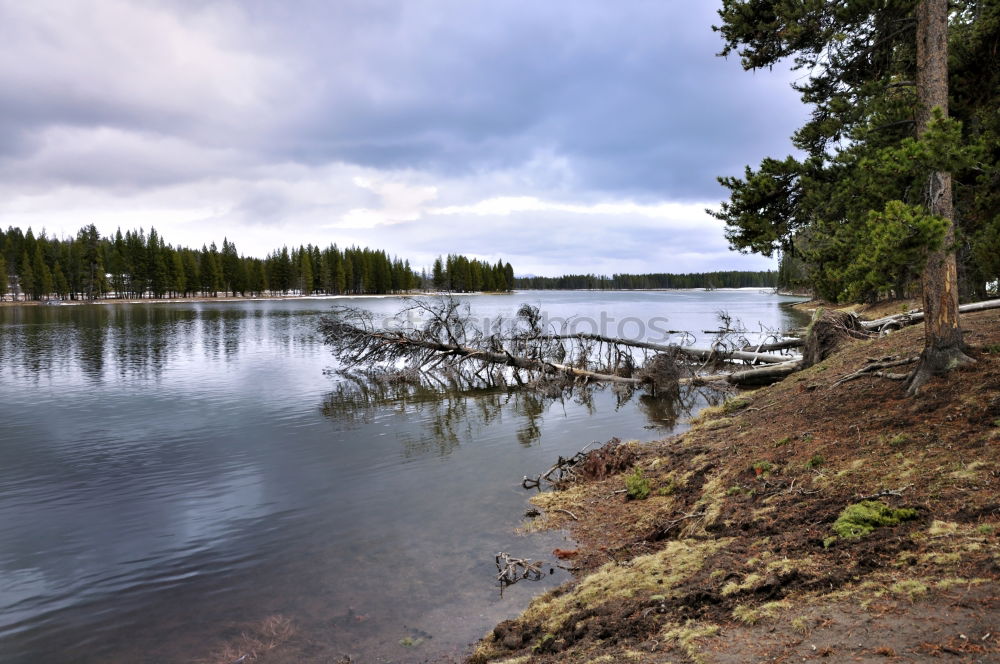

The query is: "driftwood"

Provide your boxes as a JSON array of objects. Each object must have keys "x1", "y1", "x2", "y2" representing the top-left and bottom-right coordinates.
[{"x1": 495, "y1": 552, "x2": 546, "y2": 595}]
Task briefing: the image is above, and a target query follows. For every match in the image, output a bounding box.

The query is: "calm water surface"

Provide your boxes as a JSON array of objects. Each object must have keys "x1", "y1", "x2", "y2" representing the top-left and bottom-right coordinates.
[{"x1": 0, "y1": 290, "x2": 805, "y2": 663}]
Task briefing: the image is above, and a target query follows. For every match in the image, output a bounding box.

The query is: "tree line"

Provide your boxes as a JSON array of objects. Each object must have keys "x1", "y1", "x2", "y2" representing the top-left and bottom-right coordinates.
[
  {"x1": 513, "y1": 270, "x2": 778, "y2": 291},
  {"x1": 0, "y1": 224, "x2": 514, "y2": 301}
]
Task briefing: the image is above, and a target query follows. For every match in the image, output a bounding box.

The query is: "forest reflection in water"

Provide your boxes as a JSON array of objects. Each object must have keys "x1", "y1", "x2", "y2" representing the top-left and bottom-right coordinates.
[{"x1": 321, "y1": 370, "x2": 725, "y2": 456}]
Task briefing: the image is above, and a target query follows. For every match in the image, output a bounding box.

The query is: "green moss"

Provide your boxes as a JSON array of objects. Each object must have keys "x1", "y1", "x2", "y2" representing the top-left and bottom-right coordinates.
[
  {"x1": 832, "y1": 501, "x2": 918, "y2": 539},
  {"x1": 532, "y1": 634, "x2": 555, "y2": 653},
  {"x1": 888, "y1": 433, "x2": 911, "y2": 447},
  {"x1": 722, "y1": 396, "x2": 752, "y2": 414},
  {"x1": 773, "y1": 436, "x2": 792, "y2": 447},
  {"x1": 625, "y1": 467, "x2": 651, "y2": 500},
  {"x1": 805, "y1": 454, "x2": 825, "y2": 469}
]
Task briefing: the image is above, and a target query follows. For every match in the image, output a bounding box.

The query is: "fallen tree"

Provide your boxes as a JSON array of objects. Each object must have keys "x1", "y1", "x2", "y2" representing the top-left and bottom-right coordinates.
[
  {"x1": 860, "y1": 298, "x2": 1000, "y2": 334},
  {"x1": 318, "y1": 297, "x2": 802, "y2": 393}
]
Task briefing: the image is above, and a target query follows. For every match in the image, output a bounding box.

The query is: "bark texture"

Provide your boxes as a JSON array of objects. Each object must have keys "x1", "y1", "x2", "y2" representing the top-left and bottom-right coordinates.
[{"x1": 908, "y1": 0, "x2": 974, "y2": 395}]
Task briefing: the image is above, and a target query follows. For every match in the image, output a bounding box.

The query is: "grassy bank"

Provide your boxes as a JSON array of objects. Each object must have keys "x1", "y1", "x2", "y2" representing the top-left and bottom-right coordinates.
[{"x1": 471, "y1": 308, "x2": 1000, "y2": 663}]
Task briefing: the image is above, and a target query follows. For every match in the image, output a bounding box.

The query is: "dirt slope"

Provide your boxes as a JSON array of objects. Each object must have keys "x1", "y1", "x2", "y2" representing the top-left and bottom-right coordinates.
[{"x1": 471, "y1": 309, "x2": 1000, "y2": 664}]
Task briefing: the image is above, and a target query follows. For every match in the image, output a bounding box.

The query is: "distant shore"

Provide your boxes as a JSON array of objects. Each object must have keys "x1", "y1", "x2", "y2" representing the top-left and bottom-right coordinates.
[{"x1": 0, "y1": 287, "x2": 806, "y2": 308}]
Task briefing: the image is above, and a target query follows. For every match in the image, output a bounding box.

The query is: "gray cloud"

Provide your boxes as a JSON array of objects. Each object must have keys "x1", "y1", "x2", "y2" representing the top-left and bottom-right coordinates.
[{"x1": 0, "y1": 0, "x2": 804, "y2": 272}]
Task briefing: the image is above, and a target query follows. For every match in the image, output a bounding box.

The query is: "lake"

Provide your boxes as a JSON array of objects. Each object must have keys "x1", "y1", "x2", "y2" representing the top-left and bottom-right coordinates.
[{"x1": 0, "y1": 289, "x2": 806, "y2": 663}]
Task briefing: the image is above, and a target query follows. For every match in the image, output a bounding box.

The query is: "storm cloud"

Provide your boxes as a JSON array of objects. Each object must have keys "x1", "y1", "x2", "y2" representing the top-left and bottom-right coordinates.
[{"x1": 0, "y1": 0, "x2": 806, "y2": 274}]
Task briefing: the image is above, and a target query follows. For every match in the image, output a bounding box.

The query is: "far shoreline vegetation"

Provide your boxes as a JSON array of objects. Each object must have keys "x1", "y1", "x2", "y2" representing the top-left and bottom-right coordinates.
[
  {"x1": 0, "y1": 223, "x2": 790, "y2": 305},
  {"x1": 513, "y1": 270, "x2": 778, "y2": 290},
  {"x1": 0, "y1": 224, "x2": 515, "y2": 302}
]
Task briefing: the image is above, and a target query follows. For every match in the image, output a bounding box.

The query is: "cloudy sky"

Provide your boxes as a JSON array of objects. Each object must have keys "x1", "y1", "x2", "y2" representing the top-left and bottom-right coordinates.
[{"x1": 0, "y1": 0, "x2": 806, "y2": 276}]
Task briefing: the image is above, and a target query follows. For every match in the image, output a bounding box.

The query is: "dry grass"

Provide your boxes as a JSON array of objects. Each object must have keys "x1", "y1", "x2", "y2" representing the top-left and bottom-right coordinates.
[{"x1": 200, "y1": 615, "x2": 295, "y2": 664}]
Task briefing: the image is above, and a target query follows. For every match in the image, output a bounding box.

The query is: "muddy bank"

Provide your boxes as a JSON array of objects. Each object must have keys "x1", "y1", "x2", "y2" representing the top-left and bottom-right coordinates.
[{"x1": 471, "y1": 308, "x2": 1000, "y2": 663}]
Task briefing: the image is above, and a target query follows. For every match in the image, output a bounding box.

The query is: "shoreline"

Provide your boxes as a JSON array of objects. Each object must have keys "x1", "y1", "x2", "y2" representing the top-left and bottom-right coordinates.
[
  {"x1": 0, "y1": 287, "x2": 808, "y2": 309},
  {"x1": 470, "y1": 305, "x2": 1000, "y2": 662}
]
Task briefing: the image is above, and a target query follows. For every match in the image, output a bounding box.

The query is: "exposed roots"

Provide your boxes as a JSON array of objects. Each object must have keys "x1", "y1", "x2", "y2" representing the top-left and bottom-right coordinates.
[{"x1": 905, "y1": 344, "x2": 976, "y2": 395}]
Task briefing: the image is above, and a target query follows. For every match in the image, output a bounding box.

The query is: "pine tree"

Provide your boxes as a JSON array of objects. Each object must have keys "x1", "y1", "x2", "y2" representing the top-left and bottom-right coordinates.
[
  {"x1": 713, "y1": 0, "x2": 990, "y2": 393},
  {"x1": 0, "y1": 255, "x2": 7, "y2": 301}
]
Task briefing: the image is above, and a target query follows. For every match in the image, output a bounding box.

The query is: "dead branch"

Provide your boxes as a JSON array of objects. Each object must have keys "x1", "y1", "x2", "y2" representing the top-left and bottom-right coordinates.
[
  {"x1": 495, "y1": 552, "x2": 546, "y2": 595},
  {"x1": 648, "y1": 509, "x2": 707, "y2": 541},
  {"x1": 832, "y1": 356, "x2": 919, "y2": 387},
  {"x1": 856, "y1": 485, "x2": 913, "y2": 501}
]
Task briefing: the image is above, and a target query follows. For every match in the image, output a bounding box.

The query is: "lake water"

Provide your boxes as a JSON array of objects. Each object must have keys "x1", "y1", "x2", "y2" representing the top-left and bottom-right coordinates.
[{"x1": 0, "y1": 289, "x2": 806, "y2": 663}]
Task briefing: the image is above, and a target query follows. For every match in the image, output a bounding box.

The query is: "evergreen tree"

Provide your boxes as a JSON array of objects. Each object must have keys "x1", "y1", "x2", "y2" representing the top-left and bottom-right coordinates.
[
  {"x1": 300, "y1": 247, "x2": 314, "y2": 295},
  {"x1": 431, "y1": 256, "x2": 445, "y2": 290},
  {"x1": 713, "y1": 0, "x2": 992, "y2": 392},
  {"x1": 53, "y1": 262, "x2": 69, "y2": 299},
  {"x1": 18, "y1": 250, "x2": 33, "y2": 301}
]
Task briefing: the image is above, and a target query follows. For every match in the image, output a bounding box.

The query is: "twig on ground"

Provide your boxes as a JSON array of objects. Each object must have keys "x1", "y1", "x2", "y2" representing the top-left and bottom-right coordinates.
[
  {"x1": 832, "y1": 356, "x2": 918, "y2": 387},
  {"x1": 856, "y1": 484, "x2": 914, "y2": 501}
]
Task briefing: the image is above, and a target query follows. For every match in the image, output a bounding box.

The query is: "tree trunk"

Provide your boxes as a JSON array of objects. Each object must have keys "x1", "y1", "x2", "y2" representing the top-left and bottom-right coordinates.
[{"x1": 907, "y1": 0, "x2": 974, "y2": 395}]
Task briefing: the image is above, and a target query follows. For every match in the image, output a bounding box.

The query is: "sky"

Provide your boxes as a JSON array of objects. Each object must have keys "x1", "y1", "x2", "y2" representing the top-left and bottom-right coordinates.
[{"x1": 0, "y1": 0, "x2": 808, "y2": 276}]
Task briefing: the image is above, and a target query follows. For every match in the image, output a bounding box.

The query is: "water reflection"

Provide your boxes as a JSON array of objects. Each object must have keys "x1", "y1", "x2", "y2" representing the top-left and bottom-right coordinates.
[
  {"x1": 0, "y1": 304, "x2": 319, "y2": 384},
  {"x1": 321, "y1": 373, "x2": 725, "y2": 459}
]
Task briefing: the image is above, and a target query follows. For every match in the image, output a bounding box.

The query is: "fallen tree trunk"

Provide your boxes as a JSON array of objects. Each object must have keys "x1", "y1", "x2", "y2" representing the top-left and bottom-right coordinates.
[
  {"x1": 740, "y1": 338, "x2": 804, "y2": 352},
  {"x1": 860, "y1": 298, "x2": 1000, "y2": 332},
  {"x1": 325, "y1": 323, "x2": 646, "y2": 385},
  {"x1": 534, "y1": 332, "x2": 793, "y2": 364},
  {"x1": 725, "y1": 361, "x2": 801, "y2": 387},
  {"x1": 320, "y1": 299, "x2": 804, "y2": 393}
]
